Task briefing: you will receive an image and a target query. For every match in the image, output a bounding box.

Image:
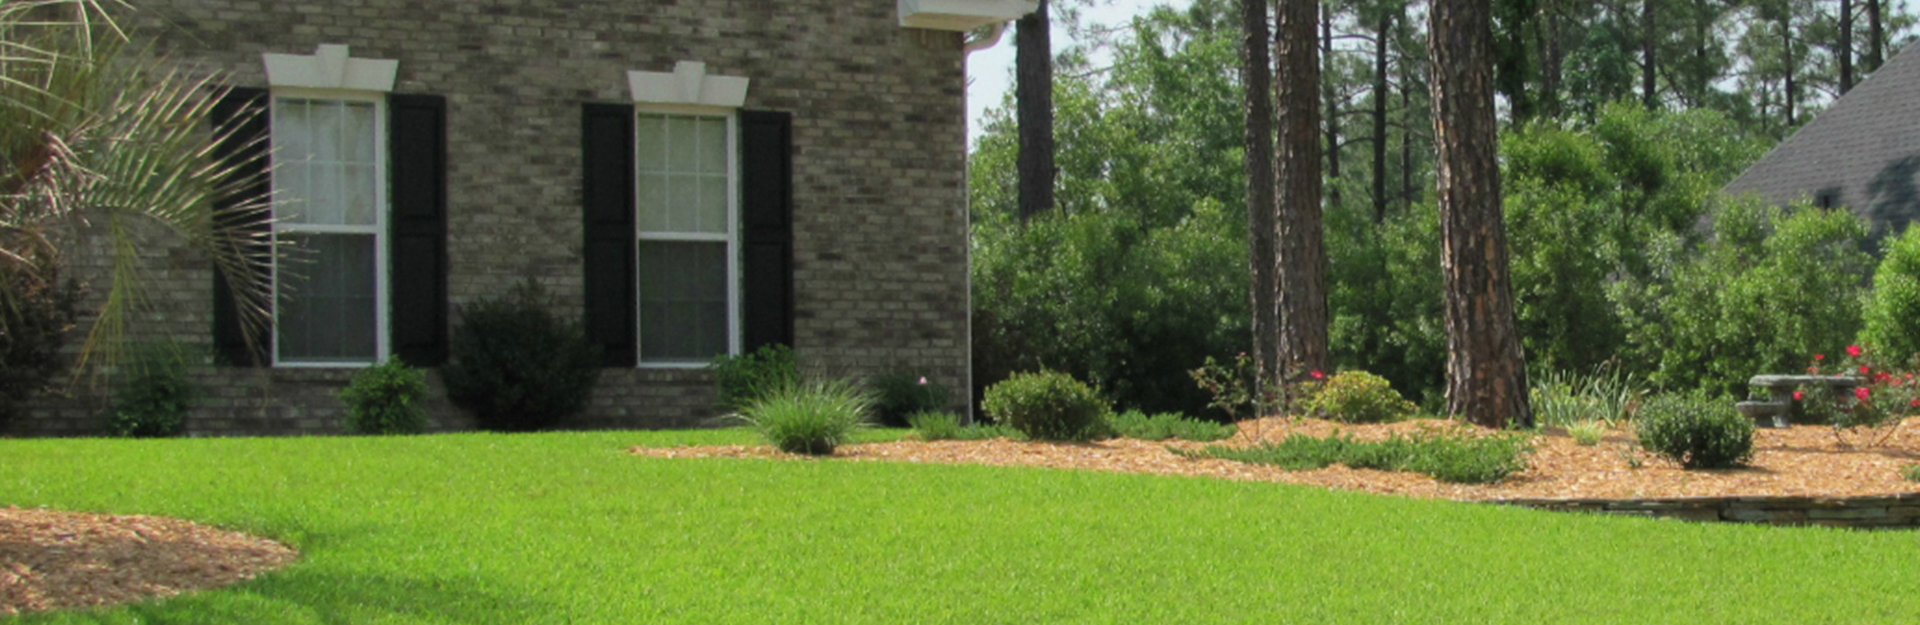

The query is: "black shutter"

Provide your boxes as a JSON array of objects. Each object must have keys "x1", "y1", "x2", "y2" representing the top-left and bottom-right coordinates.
[
  {"x1": 739, "y1": 110, "x2": 794, "y2": 351},
  {"x1": 581, "y1": 103, "x2": 637, "y2": 367},
  {"x1": 209, "y1": 88, "x2": 271, "y2": 367},
  {"x1": 388, "y1": 94, "x2": 449, "y2": 366}
]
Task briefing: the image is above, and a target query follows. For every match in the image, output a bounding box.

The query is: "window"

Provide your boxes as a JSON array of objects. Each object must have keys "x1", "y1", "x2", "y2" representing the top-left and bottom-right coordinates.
[
  {"x1": 635, "y1": 112, "x2": 737, "y2": 365},
  {"x1": 271, "y1": 93, "x2": 387, "y2": 365}
]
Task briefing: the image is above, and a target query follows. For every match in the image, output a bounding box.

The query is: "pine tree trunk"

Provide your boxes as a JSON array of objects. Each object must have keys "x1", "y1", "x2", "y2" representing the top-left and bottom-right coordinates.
[
  {"x1": 1641, "y1": 0, "x2": 1656, "y2": 108},
  {"x1": 1783, "y1": 20, "x2": 1796, "y2": 127},
  {"x1": 1841, "y1": 0, "x2": 1855, "y2": 93},
  {"x1": 1276, "y1": 0, "x2": 1331, "y2": 379},
  {"x1": 1016, "y1": 0, "x2": 1055, "y2": 223},
  {"x1": 1323, "y1": 11, "x2": 1342, "y2": 208},
  {"x1": 1373, "y1": 10, "x2": 1392, "y2": 224},
  {"x1": 1869, "y1": 0, "x2": 1884, "y2": 72},
  {"x1": 1429, "y1": 0, "x2": 1533, "y2": 428},
  {"x1": 1243, "y1": 0, "x2": 1282, "y2": 396},
  {"x1": 1539, "y1": 0, "x2": 1563, "y2": 118}
]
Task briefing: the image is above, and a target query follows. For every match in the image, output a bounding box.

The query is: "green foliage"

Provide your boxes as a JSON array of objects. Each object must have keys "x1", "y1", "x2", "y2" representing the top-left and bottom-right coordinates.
[
  {"x1": 1904, "y1": 464, "x2": 1920, "y2": 483},
  {"x1": 104, "y1": 341, "x2": 198, "y2": 438},
  {"x1": 736, "y1": 378, "x2": 874, "y2": 455},
  {"x1": 0, "y1": 266, "x2": 79, "y2": 429},
  {"x1": 1324, "y1": 200, "x2": 1448, "y2": 408},
  {"x1": 980, "y1": 370, "x2": 1111, "y2": 441},
  {"x1": 1183, "y1": 429, "x2": 1535, "y2": 484},
  {"x1": 1529, "y1": 365, "x2": 1646, "y2": 428},
  {"x1": 1615, "y1": 199, "x2": 1874, "y2": 397},
  {"x1": 1304, "y1": 371, "x2": 1417, "y2": 424},
  {"x1": 1567, "y1": 421, "x2": 1606, "y2": 447},
  {"x1": 442, "y1": 280, "x2": 601, "y2": 432},
  {"x1": 868, "y1": 372, "x2": 949, "y2": 427},
  {"x1": 908, "y1": 411, "x2": 1023, "y2": 442},
  {"x1": 339, "y1": 358, "x2": 429, "y2": 435},
  {"x1": 1860, "y1": 226, "x2": 1920, "y2": 363},
  {"x1": 1107, "y1": 409, "x2": 1236, "y2": 442},
  {"x1": 710, "y1": 344, "x2": 801, "y2": 413},
  {"x1": 1635, "y1": 393, "x2": 1754, "y2": 469}
]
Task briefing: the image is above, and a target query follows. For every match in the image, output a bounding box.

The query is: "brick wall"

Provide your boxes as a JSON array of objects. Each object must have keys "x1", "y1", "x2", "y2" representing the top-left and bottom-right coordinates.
[{"x1": 8, "y1": 0, "x2": 972, "y2": 436}]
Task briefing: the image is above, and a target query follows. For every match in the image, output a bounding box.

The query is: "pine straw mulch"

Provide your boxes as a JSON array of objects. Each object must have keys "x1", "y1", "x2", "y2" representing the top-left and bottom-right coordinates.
[
  {"x1": 631, "y1": 416, "x2": 1920, "y2": 502},
  {"x1": 0, "y1": 507, "x2": 297, "y2": 616}
]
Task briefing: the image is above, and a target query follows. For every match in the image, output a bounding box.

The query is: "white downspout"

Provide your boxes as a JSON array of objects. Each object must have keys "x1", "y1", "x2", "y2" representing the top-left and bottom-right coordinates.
[
  {"x1": 963, "y1": 21, "x2": 1010, "y2": 55},
  {"x1": 959, "y1": 20, "x2": 1009, "y2": 424}
]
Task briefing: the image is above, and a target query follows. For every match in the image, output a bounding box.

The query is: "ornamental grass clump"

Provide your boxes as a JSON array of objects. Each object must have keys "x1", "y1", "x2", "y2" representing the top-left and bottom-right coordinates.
[
  {"x1": 1566, "y1": 420, "x2": 1606, "y2": 446},
  {"x1": 981, "y1": 370, "x2": 1110, "y2": 441},
  {"x1": 737, "y1": 378, "x2": 874, "y2": 455},
  {"x1": 1635, "y1": 393, "x2": 1753, "y2": 469}
]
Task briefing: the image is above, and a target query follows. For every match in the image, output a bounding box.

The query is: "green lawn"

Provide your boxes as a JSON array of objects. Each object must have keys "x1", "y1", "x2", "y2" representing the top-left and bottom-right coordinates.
[{"x1": 2, "y1": 429, "x2": 1915, "y2": 623}]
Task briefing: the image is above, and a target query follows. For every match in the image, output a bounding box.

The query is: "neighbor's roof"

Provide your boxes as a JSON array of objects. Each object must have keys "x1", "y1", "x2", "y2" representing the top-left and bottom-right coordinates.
[{"x1": 1724, "y1": 43, "x2": 1920, "y2": 238}]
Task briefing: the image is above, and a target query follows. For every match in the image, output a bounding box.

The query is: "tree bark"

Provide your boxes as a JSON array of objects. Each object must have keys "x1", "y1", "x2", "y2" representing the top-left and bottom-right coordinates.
[
  {"x1": 1783, "y1": 18, "x2": 1796, "y2": 128},
  {"x1": 1242, "y1": 0, "x2": 1282, "y2": 396},
  {"x1": 1539, "y1": 0, "x2": 1563, "y2": 118},
  {"x1": 1841, "y1": 0, "x2": 1855, "y2": 93},
  {"x1": 1429, "y1": 0, "x2": 1533, "y2": 428},
  {"x1": 1016, "y1": 0, "x2": 1055, "y2": 223},
  {"x1": 1276, "y1": 0, "x2": 1330, "y2": 379},
  {"x1": 1641, "y1": 0, "x2": 1656, "y2": 108},
  {"x1": 1323, "y1": 10, "x2": 1342, "y2": 208},
  {"x1": 1373, "y1": 9, "x2": 1392, "y2": 223},
  {"x1": 1869, "y1": 0, "x2": 1884, "y2": 72}
]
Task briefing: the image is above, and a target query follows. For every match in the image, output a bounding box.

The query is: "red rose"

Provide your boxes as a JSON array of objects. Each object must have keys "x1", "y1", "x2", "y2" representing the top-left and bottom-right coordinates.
[{"x1": 1848, "y1": 345, "x2": 1864, "y2": 357}]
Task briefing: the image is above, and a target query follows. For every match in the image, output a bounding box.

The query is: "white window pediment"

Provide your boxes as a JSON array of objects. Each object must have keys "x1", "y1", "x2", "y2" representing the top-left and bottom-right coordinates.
[
  {"x1": 263, "y1": 44, "x2": 398, "y2": 92},
  {"x1": 898, "y1": 0, "x2": 1038, "y2": 31},
  {"x1": 628, "y1": 62, "x2": 749, "y2": 109}
]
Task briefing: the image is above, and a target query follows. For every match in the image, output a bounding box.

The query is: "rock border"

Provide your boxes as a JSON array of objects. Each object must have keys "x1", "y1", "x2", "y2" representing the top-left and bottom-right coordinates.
[{"x1": 1494, "y1": 492, "x2": 1920, "y2": 528}]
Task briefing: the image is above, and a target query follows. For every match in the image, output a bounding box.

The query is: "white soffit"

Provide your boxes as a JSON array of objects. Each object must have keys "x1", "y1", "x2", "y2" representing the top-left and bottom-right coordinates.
[
  {"x1": 263, "y1": 44, "x2": 398, "y2": 92},
  {"x1": 899, "y1": 0, "x2": 1037, "y2": 31},
  {"x1": 628, "y1": 61, "x2": 749, "y2": 108}
]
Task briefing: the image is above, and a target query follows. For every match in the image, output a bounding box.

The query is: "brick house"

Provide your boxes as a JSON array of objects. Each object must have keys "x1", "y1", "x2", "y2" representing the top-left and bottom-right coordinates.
[{"x1": 11, "y1": 0, "x2": 1031, "y2": 435}]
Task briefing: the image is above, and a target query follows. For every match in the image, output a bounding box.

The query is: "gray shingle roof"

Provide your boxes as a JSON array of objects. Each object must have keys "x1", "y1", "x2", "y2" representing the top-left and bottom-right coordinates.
[{"x1": 1724, "y1": 43, "x2": 1920, "y2": 240}]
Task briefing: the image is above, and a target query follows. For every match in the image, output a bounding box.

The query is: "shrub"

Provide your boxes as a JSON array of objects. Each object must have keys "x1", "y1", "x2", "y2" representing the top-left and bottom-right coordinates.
[
  {"x1": 981, "y1": 370, "x2": 1110, "y2": 441},
  {"x1": 1567, "y1": 421, "x2": 1605, "y2": 446},
  {"x1": 710, "y1": 344, "x2": 800, "y2": 413},
  {"x1": 1181, "y1": 428, "x2": 1534, "y2": 484},
  {"x1": 1304, "y1": 371, "x2": 1417, "y2": 423},
  {"x1": 442, "y1": 280, "x2": 601, "y2": 432},
  {"x1": 104, "y1": 341, "x2": 198, "y2": 438},
  {"x1": 908, "y1": 411, "x2": 1024, "y2": 441},
  {"x1": 1635, "y1": 393, "x2": 1754, "y2": 469},
  {"x1": 0, "y1": 267, "x2": 79, "y2": 430},
  {"x1": 869, "y1": 372, "x2": 950, "y2": 427},
  {"x1": 1108, "y1": 409, "x2": 1236, "y2": 442},
  {"x1": 737, "y1": 378, "x2": 874, "y2": 455},
  {"x1": 1860, "y1": 227, "x2": 1920, "y2": 361},
  {"x1": 340, "y1": 358, "x2": 430, "y2": 435}
]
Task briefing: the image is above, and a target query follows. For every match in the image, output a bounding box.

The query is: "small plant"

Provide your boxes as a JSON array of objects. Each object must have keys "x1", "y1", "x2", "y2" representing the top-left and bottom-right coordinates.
[
  {"x1": 104, "y1": 341, "x2": 199, "y2": 438},
  {"x1": 1567, "y1": 420, "x2": 1605, "y2": 446},
  {"x1": 1304, "y1": 370, "x2": 1417, "y2": 423},
  {"x1": 737, "y1": 378, "x2": 874, "y2": 455},
  {"x1": 1108, "y1": 409, "x2": 1236, "y2": 442},
  {"x1": 1903, "y1": 464, "x2": 1920, "y2": 482},
  {"x1": 1530, "y1": 365, "x2": 1645, "y2": 427},
  {"x1": 1635, "y1": 393, "x2": 1753, "y2": 469},
  {"x1": 869, "y1": 372, "x2": 950, "y2": 427},
  {"x1": 340, "y1": 357, "x2": 430, "y2": 435},
  {"x1": 981, "y1": 370, "x2": 1110, "y2": 441},
  {"x1": 907, "y1": 411, "x2": 964, "y2": 441},
  {"x1": 710, "y1": 344, "x2": 801, "y2": 413},
  {"x1": 442, "y1": 280, "x2": 602, "y2": 432},
  {"x1": 1180, "y1": 428, "x2": 1533, "y2": 484},
  {"x1": 1190, "y1": 353, "x2": 1286, "y2": 421}
]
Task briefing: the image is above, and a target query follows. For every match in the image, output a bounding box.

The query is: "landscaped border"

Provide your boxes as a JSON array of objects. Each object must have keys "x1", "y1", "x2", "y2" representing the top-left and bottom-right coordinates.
[{"x1": 1495, "y1": 493, "x2": 1920, "y2": 528}]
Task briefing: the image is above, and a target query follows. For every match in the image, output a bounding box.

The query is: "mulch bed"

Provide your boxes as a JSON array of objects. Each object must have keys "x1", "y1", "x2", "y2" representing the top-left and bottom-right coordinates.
[
  {"x1": 0, "y1": 507, "x2": 296, "y2": 616},
  {"x1": 632, "y1": 416, "x2": 1920, "y2": 501}
]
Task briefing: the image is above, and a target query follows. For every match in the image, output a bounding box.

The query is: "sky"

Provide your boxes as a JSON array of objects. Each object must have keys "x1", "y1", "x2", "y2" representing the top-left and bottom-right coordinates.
[{"x1": 964, "y1": 0, "x2": 1193, "y2": 148}]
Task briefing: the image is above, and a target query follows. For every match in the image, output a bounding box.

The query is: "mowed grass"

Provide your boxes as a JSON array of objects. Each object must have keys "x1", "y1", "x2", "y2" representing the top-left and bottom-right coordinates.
[{"x1": 2, "y1": 430, "x2": 1917, "y2": 623}]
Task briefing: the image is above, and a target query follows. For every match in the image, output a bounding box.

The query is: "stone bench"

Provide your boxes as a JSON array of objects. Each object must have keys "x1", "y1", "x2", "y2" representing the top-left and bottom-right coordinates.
[{"x1": 1734, "y1": 375, "x2": 1859, "y2": 428}]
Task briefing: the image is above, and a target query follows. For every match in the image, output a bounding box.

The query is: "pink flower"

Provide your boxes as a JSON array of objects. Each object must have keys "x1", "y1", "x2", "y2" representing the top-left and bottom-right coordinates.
[
  {"x1": 1848, "y1": 344, "x2": 1864, "y2": 357},
  {"x1": 1911, "y1": 398, "x2": 1919, "y2": 408},
  {"x1": 1793, "y1": 390, "x2": 1805, "y2": 401},
  {"x1": 1856, "y1": 387, "x2": 1872, "y2": 401},
  {"x1": 918, "y1": 376, "x2": 928, "y2": 385},
  {"x1": 1861, "y1": 365, "x2": 1872, "y2": 375},
  {"x1": 1309, "y1": 371, "x2": 1325, "y2": 380},
  {"x1": 1808, "y1": 366, "x2": 1820, "y2": 374}
]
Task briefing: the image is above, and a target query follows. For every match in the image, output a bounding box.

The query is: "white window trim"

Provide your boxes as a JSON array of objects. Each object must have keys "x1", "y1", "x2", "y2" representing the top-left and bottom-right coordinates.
[
  {"x1": 268, "y1": 87, "x2": 391, "y2": 368},
  {"x1": 634, "y1": 109, "x2": 741, "y2": 369}
]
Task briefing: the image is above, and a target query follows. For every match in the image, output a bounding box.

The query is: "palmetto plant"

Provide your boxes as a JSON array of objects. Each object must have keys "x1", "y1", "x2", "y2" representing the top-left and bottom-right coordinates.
[{"x1": 1, "y1": 0, "x2": 271, "y2": 418}]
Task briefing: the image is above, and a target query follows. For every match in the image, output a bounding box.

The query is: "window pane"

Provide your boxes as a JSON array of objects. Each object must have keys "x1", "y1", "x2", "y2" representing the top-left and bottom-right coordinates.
[
  {"x1": 342, "y1": 102, "x2": 377, "y2": 163},
  {"x1": 667, "y1": 117, "x2": 698, "y2": 173},
  {"x1": 278, "y1": 233, "x2": 378, "y2": 362},
  {"x1": 343, "y1": 164, "x2": 376, "y2": 226},
  {"x1": 637, "y1": 173, "x2": 668, "y2": 232},
  {"x1": 698, "y1": 175, "x2": 727, "y2": 233},
  {"x1": 310, "y1": 101, "x2": 341, "y2": 162},
  {"x1": 275, "y1": 99, "x2": 312, "y2": 163},
  {"x1": 636, "y1": 115, "x2": 665, "y2": 172},
  {"x1": 697, "y1": 118, "x2": 727, "y2": 174},
  {"x1": 638, "y1": 241, "x2": 728, "y2": 363},
  {"x1": 668, "y1": 175, "x2": 698, "y2": 232},
  {"x1": 308, "y1": 163, "x2": 343, "y2": 225}
]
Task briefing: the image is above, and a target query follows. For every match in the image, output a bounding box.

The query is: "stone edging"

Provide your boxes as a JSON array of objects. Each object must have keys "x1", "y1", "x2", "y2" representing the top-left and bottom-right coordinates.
[{"x1": 1493, "y1": 493, "x2": 1920, "y2": 529}]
